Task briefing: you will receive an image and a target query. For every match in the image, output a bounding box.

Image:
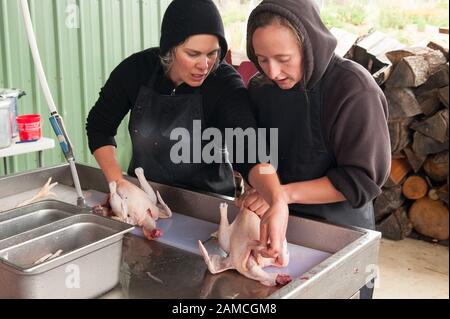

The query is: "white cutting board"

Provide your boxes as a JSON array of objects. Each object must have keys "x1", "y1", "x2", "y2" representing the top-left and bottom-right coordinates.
[{"x1": 132, "y1": 212, "x2": 332, "y2": 279}]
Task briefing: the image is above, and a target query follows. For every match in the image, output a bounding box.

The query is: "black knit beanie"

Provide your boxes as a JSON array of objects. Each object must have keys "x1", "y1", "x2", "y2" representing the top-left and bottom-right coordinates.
[{"x1": 160, "y1": 0, "x2": 228, "y2": 60}]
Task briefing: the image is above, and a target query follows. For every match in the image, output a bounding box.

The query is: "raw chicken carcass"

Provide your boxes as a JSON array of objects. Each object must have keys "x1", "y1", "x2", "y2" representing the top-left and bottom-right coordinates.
[
  {"x1": 198, "y1": 203, "x2": 291, "y2": 287},
  {"x1": 105, "y1": 167, "x2": 172, "y2": 240},
  {"x1": 16, "y1": 178, "x2": 58, "y2": 208}
]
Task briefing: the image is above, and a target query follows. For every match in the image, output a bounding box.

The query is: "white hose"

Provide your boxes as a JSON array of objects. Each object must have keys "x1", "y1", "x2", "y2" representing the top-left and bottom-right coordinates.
[
  {"x1": 19, "y1": 0, "x2": 85, "y2": 207},
  {"x1": 19, "y1": 0, "x2": 57, "y2": 114}
]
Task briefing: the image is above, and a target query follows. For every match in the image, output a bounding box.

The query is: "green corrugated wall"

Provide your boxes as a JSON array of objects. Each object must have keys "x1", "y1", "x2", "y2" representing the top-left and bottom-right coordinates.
[{"x1": 0, "y1": 0, "x2": 171, "y2": 175}]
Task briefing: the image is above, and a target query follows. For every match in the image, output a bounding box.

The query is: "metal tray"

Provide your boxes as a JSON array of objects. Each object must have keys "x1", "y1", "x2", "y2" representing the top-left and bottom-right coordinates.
[
  {"x1": 0, "y1": 200, "x2": 86, "y2": 242},
  {"x1": 0, "y1": 212, "x2": 134, "y2": 299}
]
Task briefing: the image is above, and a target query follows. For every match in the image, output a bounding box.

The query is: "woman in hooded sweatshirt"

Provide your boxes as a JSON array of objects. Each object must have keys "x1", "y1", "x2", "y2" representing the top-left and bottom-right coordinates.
[
  {"x1": 86, "y1": 0, "x2": 289, "y2": 228},
  {"x1": 243, "y1": 0, "x2": 391, "y2": 298}
]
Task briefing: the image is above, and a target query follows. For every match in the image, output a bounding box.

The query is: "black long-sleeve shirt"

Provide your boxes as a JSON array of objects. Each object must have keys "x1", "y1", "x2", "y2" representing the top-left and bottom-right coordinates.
[{"x1": 86, "y1": 48, "x2": 258, "y2": 178}]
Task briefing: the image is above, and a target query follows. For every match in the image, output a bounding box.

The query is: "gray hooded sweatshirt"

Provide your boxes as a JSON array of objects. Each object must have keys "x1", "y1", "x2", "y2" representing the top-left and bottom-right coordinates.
[{"x1": 247, "y1": 0, "x2": 391, "y2": 208}]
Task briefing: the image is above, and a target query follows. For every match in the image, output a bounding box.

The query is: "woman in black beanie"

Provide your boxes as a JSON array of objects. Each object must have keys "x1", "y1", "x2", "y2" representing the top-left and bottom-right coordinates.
[{"x1": 87, "y1": 0, "x2": 289, "y2": 242}]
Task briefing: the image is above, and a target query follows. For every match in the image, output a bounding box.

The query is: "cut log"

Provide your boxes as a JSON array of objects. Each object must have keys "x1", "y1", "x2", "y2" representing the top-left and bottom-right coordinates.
[
  {"x1": 410, "y1": 109, "x2": 449, "y2": 143},
  {"x1": 376, "y1": 207, "x2": 413, "y2": 240},
  {"x1": 385, "y1": 87, "x2": 423, "y2": 119},
  {"x1": 388, "y1": 158, "x2": 412, "y2": 185},
  {"x1": 372, "y1": 64, "x2": 393, "y2": 86},
  {"x1": 416, "y1": 89, "x2": 444, "y2": 116},
  {"x1": 404, "y1": 147, "x2": 428, "y2": 173},
  {"x1": 388, "y1": 118, "x2": 413, "y2": 154},
  {"x1": 427, "y1": 41, "x2": 449, "y2": 61},
  {"x1": 423, "y1": 151, "x2": 449, "y2": 182},
  {"x1": 386, "y1": 57, "x2": 428, "y2": 88},
  {"x1": 415, "y1": 63, "x2": 449, "y2": 96},
  {"x1": 439, "y1": 27, "x2": 449, "y2": 35},
  {"x1": 409, "y1": 197, "x2": 449, "y2": 240},
  {"x1": 386, "y1": 48, "x2": 447, "y2": 88},
  {"x1": 437, "y1": 183, "x2": 449, "y2": 205},
  {"x1": 385, "y1": 47, "x2": 431, "y2": 65},
  {"x1": 439, "y1": 86, "x2": 449, "y2": 107},
  {"x1": 402, "y1": 175, "x2": 429, "y2": 200},
  {"x1": 353, "y1": 31, "x2": 389, "y2": 72},
  {"x1": 428, "y1": 188, "x2": 440, "y2": 201},
  {"x1": 412, "y1": 131, "x2": 449, "y2": 156},
  {"x1": 428, "y1": 182, "x2": 448, "y2": 203},
  {"x1": 374, "y1": 185, "x2": 405, "y2": 221}
]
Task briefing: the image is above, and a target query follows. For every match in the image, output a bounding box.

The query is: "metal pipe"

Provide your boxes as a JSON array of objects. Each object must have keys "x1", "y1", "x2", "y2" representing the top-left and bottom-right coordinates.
[
  {"x1": 69, "y1": 159, "x2": 85, "y2": 207},
  {"x1": 18, "y1": 0, "x2": 85, "y2": 207}
]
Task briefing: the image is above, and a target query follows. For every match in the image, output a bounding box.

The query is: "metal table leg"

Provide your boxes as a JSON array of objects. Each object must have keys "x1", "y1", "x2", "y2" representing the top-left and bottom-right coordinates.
[
  {"x1": 3, "y1": 157, "x2": 8, "y2": 175},
  {"x1": 38, "y1": 151, "x2": 43, "y2": 168}
]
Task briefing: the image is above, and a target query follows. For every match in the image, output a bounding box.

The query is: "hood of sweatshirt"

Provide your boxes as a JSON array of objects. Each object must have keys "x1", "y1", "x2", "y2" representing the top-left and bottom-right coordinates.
[{"x1": 247, "y1": 0, "x2": 337, "y2": 89}]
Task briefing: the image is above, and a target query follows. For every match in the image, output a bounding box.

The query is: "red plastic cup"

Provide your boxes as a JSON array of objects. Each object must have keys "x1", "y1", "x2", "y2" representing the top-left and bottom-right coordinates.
[{"x1": 16, "y1": 114, "x2": 42, "y2": 142}]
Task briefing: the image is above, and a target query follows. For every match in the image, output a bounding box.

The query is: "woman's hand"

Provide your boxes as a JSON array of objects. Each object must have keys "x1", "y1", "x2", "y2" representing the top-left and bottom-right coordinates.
[
  {"x1": 242, "y1": 189, "x2": 270, "y2": 217},
  {"x1": 245, "y1": 164, "x2": 291, "y2": 260},
  {"x1": 242, "y1": 185, "x2": 291, "y2": 216},
  {"x1": 115, "y1": 178, "x2": 139, "y2": 193},
  {"x1": 241, "y1": 189, "x2": 290, "y2": 260},
  {"x1": 258, "y1": 199, "x2": 289, "y2": 261}
]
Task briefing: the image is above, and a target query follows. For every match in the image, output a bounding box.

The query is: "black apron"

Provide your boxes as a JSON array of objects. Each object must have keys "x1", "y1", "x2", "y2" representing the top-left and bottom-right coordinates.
[
  {"x1": 250, "y1": 58, "x2": 375, "y2": 230},
  {"x1": 128, "y1": 65, "x2": 236, "y2": 197}
]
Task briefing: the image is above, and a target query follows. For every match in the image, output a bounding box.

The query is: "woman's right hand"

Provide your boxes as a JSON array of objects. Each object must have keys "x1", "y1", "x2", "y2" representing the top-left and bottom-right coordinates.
[
  {"x1": 258, "y1": 199, "x2": 289, "y2": 261},
  {"x1": 241, "y1": 189, "x2": 289, "y2": 260},
  {"x1": 115, "y1": 178, "x2": 136, "y2": 191}
]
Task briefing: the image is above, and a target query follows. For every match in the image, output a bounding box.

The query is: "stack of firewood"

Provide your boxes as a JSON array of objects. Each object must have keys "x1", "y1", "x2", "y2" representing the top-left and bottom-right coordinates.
[
  {"x1": 335, "y1": 30, "x2": 448, "y2": 242},
  {"x1": 373, "y1": 44, "x2": 449, "y2": 242}
]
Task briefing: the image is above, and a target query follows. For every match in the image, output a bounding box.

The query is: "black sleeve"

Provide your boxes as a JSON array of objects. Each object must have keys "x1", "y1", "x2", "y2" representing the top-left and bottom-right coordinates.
[
  {"x1": 209, "y1": 65, "x2": 260, "y2": 181},
  {"x1": 326, "y1": 89, "x2": 391, "y2": 208},
  {"x1": 86, "y1": 58, "x2": 135, "y2": 153}
]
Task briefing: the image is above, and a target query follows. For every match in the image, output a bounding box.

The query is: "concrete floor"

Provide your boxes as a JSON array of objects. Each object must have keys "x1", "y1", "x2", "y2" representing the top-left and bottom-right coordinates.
[{"x1": 374, "y1": 238, "x2": 449, "y2": 299}]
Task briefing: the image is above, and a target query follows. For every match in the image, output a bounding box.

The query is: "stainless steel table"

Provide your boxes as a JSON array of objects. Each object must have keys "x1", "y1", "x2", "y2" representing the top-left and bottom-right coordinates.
[{"x1": 0, "y1": 164, "x2": 381, "y2": 299}]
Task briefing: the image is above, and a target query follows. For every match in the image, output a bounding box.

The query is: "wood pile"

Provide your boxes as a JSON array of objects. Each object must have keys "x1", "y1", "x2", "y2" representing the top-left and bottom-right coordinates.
[{"x1": 343, "y1": 31, "x2": 449, "y2": 242}]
